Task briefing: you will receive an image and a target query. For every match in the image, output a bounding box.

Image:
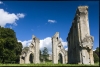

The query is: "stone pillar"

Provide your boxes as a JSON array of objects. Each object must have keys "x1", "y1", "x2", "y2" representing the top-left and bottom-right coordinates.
[
  {"x1": 66, "y1": 6, "x2": 94, "y2": 65},
  {"x1": 78, "y1": 6, "x2": 94, "y2": 65},
  {"x1": 81, "y1": 48, "x2": 90, "y2": 64},
  {"x1": 25, "y1": 55, "x2": 29, "y2": 64},
  {"x1": 77, "y1": 17, "x2": 82, "y2": 64},
  {"x1": 52, "y1": 32, "x2": 59, "y2": 64},
  {"x1": 78, "y1": 6, "x2": 90, "y2": 40},
  {"x1": 33, "y1": 36, "x2": 40, "y2": 64},
  {"x1": 89, "y1": 49, "x2": 94, "y2": 64}
]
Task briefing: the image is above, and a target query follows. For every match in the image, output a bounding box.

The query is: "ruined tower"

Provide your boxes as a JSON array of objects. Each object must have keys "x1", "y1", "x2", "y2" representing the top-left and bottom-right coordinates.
[
  {"x1": 67, "y1": 6, "x2": 94, "y2": 64},
  {"x1": 52, "y1": 32, "x2": 59, "y2": 64}
]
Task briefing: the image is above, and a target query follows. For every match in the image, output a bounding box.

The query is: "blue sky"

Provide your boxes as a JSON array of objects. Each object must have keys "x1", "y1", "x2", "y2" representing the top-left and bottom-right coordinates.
[{"x1": 0, "y1": 1, "x2": 99, "y2": 53}]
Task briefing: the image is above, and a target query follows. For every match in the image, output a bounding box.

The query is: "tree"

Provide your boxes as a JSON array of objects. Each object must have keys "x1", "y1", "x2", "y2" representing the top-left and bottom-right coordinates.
[
  {"x1": 95, "y1": 47, "x2": 99, "y2": 57},
  {"x1": 15, "y1": 42, "x2": 23, "y2": 63},
  {"x1": 93, "y1": 47, "x2": 99, "y2": 63},
  {"x1": 93, "y1": 51, "x2": 99, "y2": 63},
  {"x1": 0, "y1": 27, "x2": 23, "y2": 63},
  {"x1": 42, "y1": 47, "x2": 49, "y2": 61}
]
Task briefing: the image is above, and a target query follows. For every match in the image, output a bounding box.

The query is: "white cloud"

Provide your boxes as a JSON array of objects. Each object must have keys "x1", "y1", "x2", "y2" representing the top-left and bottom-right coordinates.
[
  {"x1": 93, "y1": 49, "x2": 96, "y2": 51},
  {"x1": 40, "y1": 37, "x2": 52, "y2": 54},
  {"x1": 0, "y1": 9, "x2": 25, "y2": 27},
  {"x1": 59, "y1": 38, "x2": 67, "y2": 47},
  {"x1": 65, "y1": 48, "x2": 68, "y2": 51},
  {"x1": 18, "y1": 40, "x2": 32, "y2": 48},
  {"x1": 18, "y1": 37, "x2": 67, "y2": 54},
  {"x1": 17, "y1": 13, "x2": 25, "y2": 18},
  {"x1": 48, "y1": 19, "x2": 56, "y2": 23},
  {"x1": 0, "y1": 1, "x2": 3, "y2": 4}
]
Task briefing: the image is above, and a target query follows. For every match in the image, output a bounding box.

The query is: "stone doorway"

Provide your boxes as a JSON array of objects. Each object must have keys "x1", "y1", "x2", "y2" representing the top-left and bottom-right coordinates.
[
  {"x1": 58, "y1": 53, "x2": 63, "y2": 64},
  {"x1": 29, "y1": 53, "x2": 34, "y2": 63}
]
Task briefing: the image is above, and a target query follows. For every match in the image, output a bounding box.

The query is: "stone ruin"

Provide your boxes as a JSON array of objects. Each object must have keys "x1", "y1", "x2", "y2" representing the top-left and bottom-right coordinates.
[
  {"x1": 20, "y1": 33, "x2": 68, "y2": 64},
  {"x1": 20, "y1": 6, "x2": 94, "y2": 65},
  {"x1": 67, "y1": 6, "x2": 94, "y2": 64},
  {"x1": 20, "y1": 35, "x2": 40, "y2": 64},
  {"x1": 52, "y1": 32, "x2": 68, "y2": 64}
]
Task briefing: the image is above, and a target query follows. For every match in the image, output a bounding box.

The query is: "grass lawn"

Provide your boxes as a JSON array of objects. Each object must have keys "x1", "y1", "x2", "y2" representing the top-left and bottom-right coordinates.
[{"x1": 0, "y1": 62, "x2": 99, "y2": 66}]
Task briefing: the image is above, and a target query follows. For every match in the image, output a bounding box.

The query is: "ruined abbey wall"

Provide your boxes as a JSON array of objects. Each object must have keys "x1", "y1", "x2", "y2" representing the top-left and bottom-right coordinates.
[
  {"x1": 52, "y1": 32, "x2": 68, "y2": 64},
  {"x1": 19, "y1": 6, "x2": 94, "y2": 65},
  {"x1": 67, "y1": 6, "x2": 94, "y2": 64},
  {"x1": 20, "y1": 35, "x2": 40, "y2": 64}
]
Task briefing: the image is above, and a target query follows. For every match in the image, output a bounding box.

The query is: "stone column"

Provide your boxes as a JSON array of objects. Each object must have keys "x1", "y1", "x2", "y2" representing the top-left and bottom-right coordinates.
[
  {"x1": 25, "y1": 53, "x2": 30, "y2": 64},
  {"x1": 34, "y1": 37, "x2": 40, "y2": 64},
  {"x1": 89, "y1": 49, "x2": 94, "y2": 64},
  {"x1": 52, "y1": 32, "x2": 59, "y2": 64},
  {"x1": 78, "y1": 6, "x2": 94, "y2": 65}
]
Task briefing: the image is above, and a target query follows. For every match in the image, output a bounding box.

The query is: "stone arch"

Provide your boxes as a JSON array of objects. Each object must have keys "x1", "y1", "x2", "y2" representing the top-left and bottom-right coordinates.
[
  {"x1": 25, "y1": 51, "x2": 34, "y2": 64},
  {"x1": 52, "y1": 32, "x2": 67, "y2": 64},
  {"x1": 57, "y1": 50, "x2": 65, "y2": 64},
  {"x1": 58, "y1": 53, "x2": 63, "y2": 63},
  {"x1": 29, "y1": 53, "x2": 34, "y2": 63}
]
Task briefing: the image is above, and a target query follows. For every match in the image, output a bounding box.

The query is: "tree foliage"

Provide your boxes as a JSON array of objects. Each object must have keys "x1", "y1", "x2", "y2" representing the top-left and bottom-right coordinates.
[
  {"x1": 93, "y1": 47, "x2": 99, "y2": 63},
  {"x1": 42, "y1": 47, "x2": 49, "y2": 61},
  {"x1": 93, "y1": 51, "x2": 99, "y2": 63},
  {"x1": 0, "y1": 26, "x2": 22, "y2": 63},
  {"x1": 95, "y1": 47, "x2": 99, "y2": 57}
]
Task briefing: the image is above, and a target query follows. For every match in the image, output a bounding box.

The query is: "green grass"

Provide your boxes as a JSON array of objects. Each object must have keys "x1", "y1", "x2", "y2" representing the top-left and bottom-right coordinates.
[{"x1": 0, "y1": 62, "x2": 99, "y2": 66}]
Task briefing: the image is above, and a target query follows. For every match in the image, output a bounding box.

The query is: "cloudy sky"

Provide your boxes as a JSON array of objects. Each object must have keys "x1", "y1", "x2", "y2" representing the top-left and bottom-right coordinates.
[{"x1": 0, "y1": 1, "x2": 99, "y2": 54}]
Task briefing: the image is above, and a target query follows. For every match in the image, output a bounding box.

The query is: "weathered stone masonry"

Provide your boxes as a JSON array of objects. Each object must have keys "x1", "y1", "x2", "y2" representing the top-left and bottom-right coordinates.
[
  {"x1": 20, "y1": 35, "x2": 40, "y2": 64},
  {"x1": 52, "y1": 32, "x2": 68, "y2": 64},
  {"x1": 67, "y1": 6, "x2": 94, "y2": 64}
]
